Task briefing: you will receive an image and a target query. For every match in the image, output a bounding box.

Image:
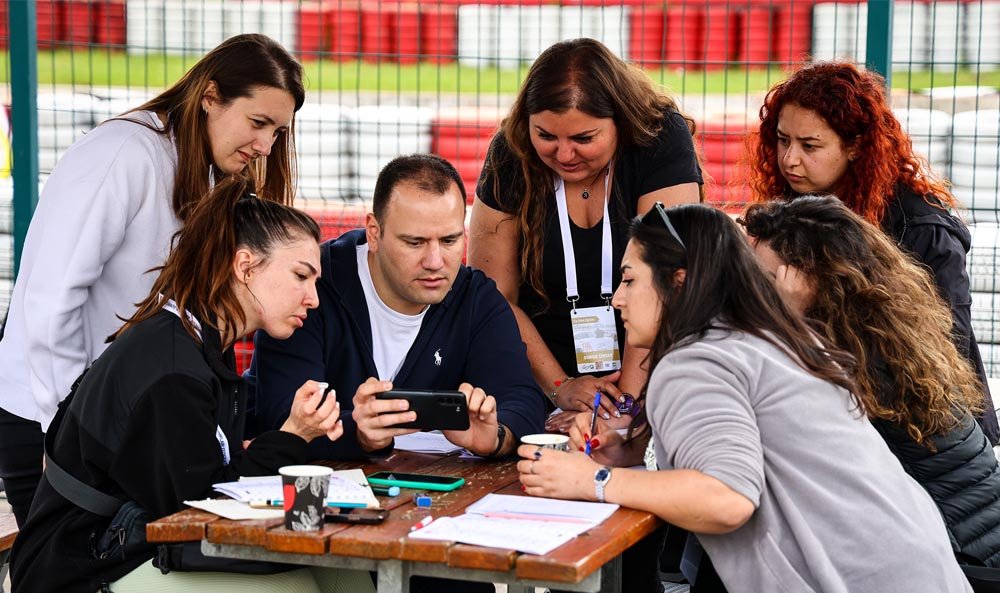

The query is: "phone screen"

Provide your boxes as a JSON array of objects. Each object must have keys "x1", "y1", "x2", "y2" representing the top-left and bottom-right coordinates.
[{"x1": 368, "y1": 472, "x2": 461, "y2": 485}]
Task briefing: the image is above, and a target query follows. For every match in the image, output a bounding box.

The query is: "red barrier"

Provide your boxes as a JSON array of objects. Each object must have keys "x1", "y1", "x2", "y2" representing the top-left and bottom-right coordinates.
[
  {"x1": 328, "y1": 4, "x2": 362, "y2": 61},
  {"x1": 0, "y1": 2, "x2": 7, "y2": 49},
  {"x1": 64, "y1": 0, "x2": 96, "y2": 45},
  {"x1": 94, "y1": 0, "x2": 126, "y2": 46},
  {"x1": 773, "y1": 2, "x2": 813, "y2": 66},
  {"x1": 665, "y1": 6, "x2": 703, "y2": 68},
  {"x1": 738, "y1": 6, "x2": 772, "y2": 68},
  {"x1": 393, "y1": 4, "x2": 421, "y2": 64},
  {"x1": 298, "y1": 2, "x2": 328, "y2": 59},
  {"x1": 702, "y1": 6, "x2": 737, "y2": 71},
  {"x1": 234, "y1": 340, "x2": 254, "y2": 376},
  {"x1": 361, "y1": 4, "x2": 394, "y2": 63},
  {"x1": 421, "y1": 3, "x2": 458, "y2": 64},
  {"x1": 37, "y1": 0, "x2": 63, "y2": 49},
  {"x1": 628, "y1": 7, "x2": 665, "y2": 67}
]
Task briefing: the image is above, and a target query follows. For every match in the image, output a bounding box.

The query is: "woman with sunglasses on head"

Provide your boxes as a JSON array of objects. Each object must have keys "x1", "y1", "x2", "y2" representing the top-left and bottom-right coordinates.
[
  {"x1": 518, "y1": 202, "x2": 972, "y2": 592},
  {"x1": 10, "y1": 176, "x2": 374, "y2": 593},
  {"x1": 469, "y1": 39, "x2": 702, "y2": 431},
  {"x1": 0, "y1": 33, "x2": 306, "y2": 526},
  {"x1": 742, "y1": 195, "x2": 1000, "y2": 572},
  {"x1": 747, "y1": 61, "x2": 998, "y2": 445}
]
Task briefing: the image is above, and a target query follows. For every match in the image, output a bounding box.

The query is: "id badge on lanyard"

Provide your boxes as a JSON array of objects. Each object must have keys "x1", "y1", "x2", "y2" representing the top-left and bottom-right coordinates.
[{"x1": 555, "y1": 170, "x2": 622, "y2": 374}]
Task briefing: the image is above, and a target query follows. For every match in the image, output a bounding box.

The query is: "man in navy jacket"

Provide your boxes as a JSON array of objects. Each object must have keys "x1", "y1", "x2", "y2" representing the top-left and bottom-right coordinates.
[{"x1": 246, "y1": 154, "x2": 545, "y2": 460}]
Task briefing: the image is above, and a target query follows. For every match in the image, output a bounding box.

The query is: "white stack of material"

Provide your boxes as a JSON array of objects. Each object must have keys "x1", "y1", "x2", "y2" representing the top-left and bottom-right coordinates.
[
  {"x1": 965, "y1": 2, "x2": 1000, "y2": 67},
  {"x1": 257, "y1": 1, "x2": 297, "y2": 53},
  {"x1": 160, "y1": 0, "x2": 196, "y2": 55},
  {"x1": 927, "y1": 1, "x2": 964, "y2": 71},
  {"x1": 892, "y1": 1, "x2": 929, "y2": 69},
  {"x1": 966, "y1": 223, "x2": 1000, "y2": 377},
  {"x1": 36, "y1": 93, "x2": 98, "y2": 174},
  {"x1": 352, "y1": 105, "x2": 434, "y2": 200},
  {"x1": 185, "y1": 0, "x2": 226, "y2": 54},
  {"x1": 295, "y1": 103, "x2": 357, "y2": 203},
  {"x1": 511, "y1": 5, "x2": 563, "y2": 63},
  {"x1": 457, "y1": 5, "x2": 500, "y2": 67},
  {"x1": 557, "y1": 6, "x2": 628, "y2": 59},
  {"x1": 812, "y1": 2, "x2": 864, "y2": 61},
  {"x1": 952, "y1": 109, "x2": 1000, "y2": 221},
  {"x1": 125, "y1": 0, "x2": 165, "y2": 54},
  {"x1": 893, "y1": 107, "x2": 950, "y2": 176}
]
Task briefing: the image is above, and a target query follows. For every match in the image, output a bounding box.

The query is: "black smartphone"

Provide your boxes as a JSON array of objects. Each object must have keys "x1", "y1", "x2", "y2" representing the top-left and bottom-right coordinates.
[
  {"x1": 375, "y1": 389, "x2": 470, "y2": 431},
  {"x1": 367, "y1": 471, "x2": 465, "y2": 492},
  {"x1": 324, "y1": 507, "x2": 390, "y2": 525}
]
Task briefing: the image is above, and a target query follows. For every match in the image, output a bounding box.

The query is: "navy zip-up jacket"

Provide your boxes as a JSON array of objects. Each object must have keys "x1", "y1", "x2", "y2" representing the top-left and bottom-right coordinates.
[{"x1": 245, "y1": 229, "x2": 546, "y2": 460}]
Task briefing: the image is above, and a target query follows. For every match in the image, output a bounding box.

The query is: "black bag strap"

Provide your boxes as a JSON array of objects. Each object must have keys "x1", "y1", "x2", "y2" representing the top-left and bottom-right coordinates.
[{"x1": 43, "y1": 369, "x2": 126, "y2": 518}]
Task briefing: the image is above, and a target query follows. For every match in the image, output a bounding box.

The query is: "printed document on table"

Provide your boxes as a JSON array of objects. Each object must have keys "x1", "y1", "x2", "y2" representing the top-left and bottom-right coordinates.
[
  {"x1": 184, "y1": 499, "x2": 284, "y2": 521},
  {"x1": 408, "y1": 514, "x2": 594, "y2": 555},
  {"x1": 212, "y1": 469, "x2": 379, "y2": 508},
  {"x1": 466, "y1": 493, "x2": 618, "y2": 524},
  {"x1": 393, "y1": 431, "x2": 464, "y2": 454}
]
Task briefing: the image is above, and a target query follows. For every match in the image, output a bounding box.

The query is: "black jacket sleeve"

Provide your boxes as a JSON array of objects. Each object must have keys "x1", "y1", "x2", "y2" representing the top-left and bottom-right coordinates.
[
  {"x1": 463, "y1": 282, "x2": 547, "y2": 446},
  {"x1": 107, "y1": 373, "x2": 307, "y2": 517}
]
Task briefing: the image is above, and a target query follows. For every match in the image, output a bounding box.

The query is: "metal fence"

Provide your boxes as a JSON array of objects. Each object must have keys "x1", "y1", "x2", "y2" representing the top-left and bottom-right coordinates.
[{"x1": 2, "y1": 0, "x2": 999, "y2": 372}]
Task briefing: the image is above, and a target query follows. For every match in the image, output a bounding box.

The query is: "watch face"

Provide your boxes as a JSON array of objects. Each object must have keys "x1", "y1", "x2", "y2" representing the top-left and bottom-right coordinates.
[{"x1": 595, "y1": 467, "x2": 611, "y2": 482}]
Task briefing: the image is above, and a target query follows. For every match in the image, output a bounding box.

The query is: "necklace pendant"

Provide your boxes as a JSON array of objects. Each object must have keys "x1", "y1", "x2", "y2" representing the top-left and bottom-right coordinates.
[{"x1": 581, "y1": 189, "x2": 590, "y2": 200}]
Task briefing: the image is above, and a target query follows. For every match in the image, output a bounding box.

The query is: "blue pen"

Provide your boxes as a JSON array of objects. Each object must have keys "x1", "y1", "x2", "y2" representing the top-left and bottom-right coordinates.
[{"x1": 584, "y1": 391, "x2": 601, "y2": 455}]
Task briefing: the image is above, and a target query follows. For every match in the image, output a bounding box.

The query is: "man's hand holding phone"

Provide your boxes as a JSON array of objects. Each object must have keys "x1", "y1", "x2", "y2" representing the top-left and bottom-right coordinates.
[
  {"x1": 442, "y1": 382, "x2": 501, "y2": 457},
  {"x1": 352, "y1": 377, "x2": 418, "y2": 452}
]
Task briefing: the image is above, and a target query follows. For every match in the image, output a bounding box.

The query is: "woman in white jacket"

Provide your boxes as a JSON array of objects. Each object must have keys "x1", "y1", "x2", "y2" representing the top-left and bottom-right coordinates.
[{"x1": 0, "y1": 33, "x2": 305, "y2": 525}]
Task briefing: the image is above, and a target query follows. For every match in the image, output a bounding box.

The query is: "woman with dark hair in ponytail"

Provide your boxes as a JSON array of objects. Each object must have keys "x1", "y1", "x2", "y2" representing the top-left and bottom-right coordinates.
[
  {"x1": 10, "y1": 177, "x2": 373, "y2": 593},
  {"x1": 0, "y1": 33, "x2": 306, "y2": 526},
  {"x1": 517, "y1": 203, "x2": 972, "y2": 592}
]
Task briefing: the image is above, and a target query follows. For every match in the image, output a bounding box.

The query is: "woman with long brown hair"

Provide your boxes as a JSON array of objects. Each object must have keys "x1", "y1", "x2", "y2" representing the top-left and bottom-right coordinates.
[
  {"x1": 469, "y1": 38, "x2": 702, "y2": 431},
  {"x1": 518, "y1": 202, "x2": 971, "y2": 592},
  {"x1": 742, "y1": 195, "x2": 1000, "y2": 569},
  {"x1": 9, "y1": 176, "x2": 374, "y2": 593},
  {"x1": 747, "y1": 61, "x2": 998, "y2": 444},
  {"x1": 0, "y1": 33, "x2": 306, "y2": 525}
]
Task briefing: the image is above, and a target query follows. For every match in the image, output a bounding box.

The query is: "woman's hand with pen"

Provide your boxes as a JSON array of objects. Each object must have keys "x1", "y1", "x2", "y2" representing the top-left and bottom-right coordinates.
[
  {"x1": 569, "y1": 413, "x2": 648, "y2": 468},
  {"x1": 550, "y1": 372, "x2": 624, "y2": 419}
]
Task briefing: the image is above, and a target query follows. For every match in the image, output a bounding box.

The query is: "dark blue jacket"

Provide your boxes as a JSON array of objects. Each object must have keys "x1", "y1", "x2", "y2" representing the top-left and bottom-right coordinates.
[{"x1": 246, "y1": 229, "x2": 546, "y2": 460}]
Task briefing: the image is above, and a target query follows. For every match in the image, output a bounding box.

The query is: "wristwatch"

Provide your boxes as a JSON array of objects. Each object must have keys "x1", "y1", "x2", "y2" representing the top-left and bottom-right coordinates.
[
  {"x1": 488, "y1": 423, "x2": 507, "y2": 458},
  {"x1": 594, "y1": 466, "x2": 613, "y2": 502}
]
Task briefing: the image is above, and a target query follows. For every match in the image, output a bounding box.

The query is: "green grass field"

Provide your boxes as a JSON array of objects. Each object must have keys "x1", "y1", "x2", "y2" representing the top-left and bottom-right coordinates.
[{"x1": 2, "y1": 49, "x2": 998, "y2": 95}]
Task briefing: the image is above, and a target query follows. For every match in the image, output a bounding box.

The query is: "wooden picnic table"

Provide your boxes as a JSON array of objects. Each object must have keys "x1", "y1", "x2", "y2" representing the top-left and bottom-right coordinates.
[{"x1": 146, "y1": 451, "x2": 662, "y2": 593}]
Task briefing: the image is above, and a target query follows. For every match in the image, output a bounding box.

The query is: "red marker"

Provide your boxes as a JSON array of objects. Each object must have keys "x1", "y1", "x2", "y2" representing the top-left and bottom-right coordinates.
[{"x1": 410, "y1": 515, "x2": 435, "y2": 532}]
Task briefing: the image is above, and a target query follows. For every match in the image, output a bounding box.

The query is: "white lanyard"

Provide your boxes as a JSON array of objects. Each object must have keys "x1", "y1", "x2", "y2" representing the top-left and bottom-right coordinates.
[
  {"x1": 162, "y1": 297, "x2": 203, "y2": 339},
  {"x1": 554, "y1": 167, "x2": 613, "y2": 305}
]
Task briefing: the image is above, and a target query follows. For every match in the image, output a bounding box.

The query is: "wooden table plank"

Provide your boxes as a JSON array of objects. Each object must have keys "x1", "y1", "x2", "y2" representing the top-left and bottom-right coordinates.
[
  {"x1": 146, "y1": 508, "x2": 220, "y2": 543},
  {"x1": 266, "y1": 523, "x2": 347, "y2": 555},
  {"x1": 515, "y1": 507, "x2": 662, "y2": 583},
  {"x1": 0, "y1": 513, "x2": 18, "y2": 552},
  {"x1": 207, "y1": 517, "x2": 283, "y2": 547},
  {"x1": 443, "y1": 480, "x2": 524, "y2": 572}
]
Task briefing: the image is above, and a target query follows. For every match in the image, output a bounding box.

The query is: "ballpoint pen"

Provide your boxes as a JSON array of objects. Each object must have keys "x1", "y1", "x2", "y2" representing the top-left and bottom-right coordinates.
[{"x1": 584, "y1": 391, "x2": 601, "y2": 455}]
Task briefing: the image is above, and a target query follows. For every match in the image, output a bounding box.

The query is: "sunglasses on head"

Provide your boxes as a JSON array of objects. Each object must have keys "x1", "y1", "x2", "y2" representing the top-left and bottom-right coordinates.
[{"x1": 640, "y1": 202, "x2": 687, "y2": 251}]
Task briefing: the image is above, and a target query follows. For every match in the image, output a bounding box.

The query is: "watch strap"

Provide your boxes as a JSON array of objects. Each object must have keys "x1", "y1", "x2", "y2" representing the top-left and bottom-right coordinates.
[{"x1": 488, "y1": 423, "x2": 507, "y2": 458}]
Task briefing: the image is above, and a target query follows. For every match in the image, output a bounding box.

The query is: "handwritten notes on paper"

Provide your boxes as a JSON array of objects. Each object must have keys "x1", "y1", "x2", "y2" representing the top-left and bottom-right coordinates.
[{"x1": 408, "y1": 494, "x2": 619, "y2": 555}]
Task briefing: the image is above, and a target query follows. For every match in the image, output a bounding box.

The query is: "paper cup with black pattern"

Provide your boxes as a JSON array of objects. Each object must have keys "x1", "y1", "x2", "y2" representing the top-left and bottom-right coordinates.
[{"x1": 278, "y1": 465, "x2": 332, "y2": 531}]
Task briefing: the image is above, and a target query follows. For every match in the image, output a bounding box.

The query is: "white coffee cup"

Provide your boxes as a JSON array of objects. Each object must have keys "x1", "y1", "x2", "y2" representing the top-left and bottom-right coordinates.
[{"x1": 520, "y1": 433, "x2": 570, "y2": 452}]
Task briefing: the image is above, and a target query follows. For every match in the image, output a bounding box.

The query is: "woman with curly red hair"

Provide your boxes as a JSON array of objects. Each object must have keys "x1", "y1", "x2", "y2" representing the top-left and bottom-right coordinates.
[{"x1": 748, "y1": 61, "x2": 999, "y2": 444}]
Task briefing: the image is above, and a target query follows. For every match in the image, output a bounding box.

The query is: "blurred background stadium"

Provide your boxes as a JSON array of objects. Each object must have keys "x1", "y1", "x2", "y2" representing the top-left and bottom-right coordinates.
[{"x1": 1, "y1": 0, "x2": 998, "y2": 373}]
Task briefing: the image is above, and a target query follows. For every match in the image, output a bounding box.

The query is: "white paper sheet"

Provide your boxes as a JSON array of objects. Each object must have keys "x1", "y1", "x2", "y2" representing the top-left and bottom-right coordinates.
[
  {"x1": 212, "y1": 469, "x2": 379, "y2": 508},
  {"x1": 184, "y1": 499, "x2": 284, "y2": 520},
  {"x1": 466, "y1": 493, "x2": 619, "y2": 524},
  {"x1": 393, "y1": 431, "x2": 464, "y2": 455},
  {"x1": 408, "y1": 514, "x2": 593, "y2": 555}
]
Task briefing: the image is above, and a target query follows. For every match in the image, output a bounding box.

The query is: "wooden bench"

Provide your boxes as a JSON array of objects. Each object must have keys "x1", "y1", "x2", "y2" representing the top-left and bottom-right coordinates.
[{"x1": 0, "y1": 513, "x2": 17, "y2": 593}]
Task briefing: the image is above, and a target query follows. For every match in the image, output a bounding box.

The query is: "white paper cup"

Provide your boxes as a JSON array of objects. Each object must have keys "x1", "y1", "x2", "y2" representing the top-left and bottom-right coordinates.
[
  {"x1": 278, "y1": 465, "x2": 333, "y2": 531},
  {"x1": 520, "y1": 433, "x2": 570, "y2": 452}
]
